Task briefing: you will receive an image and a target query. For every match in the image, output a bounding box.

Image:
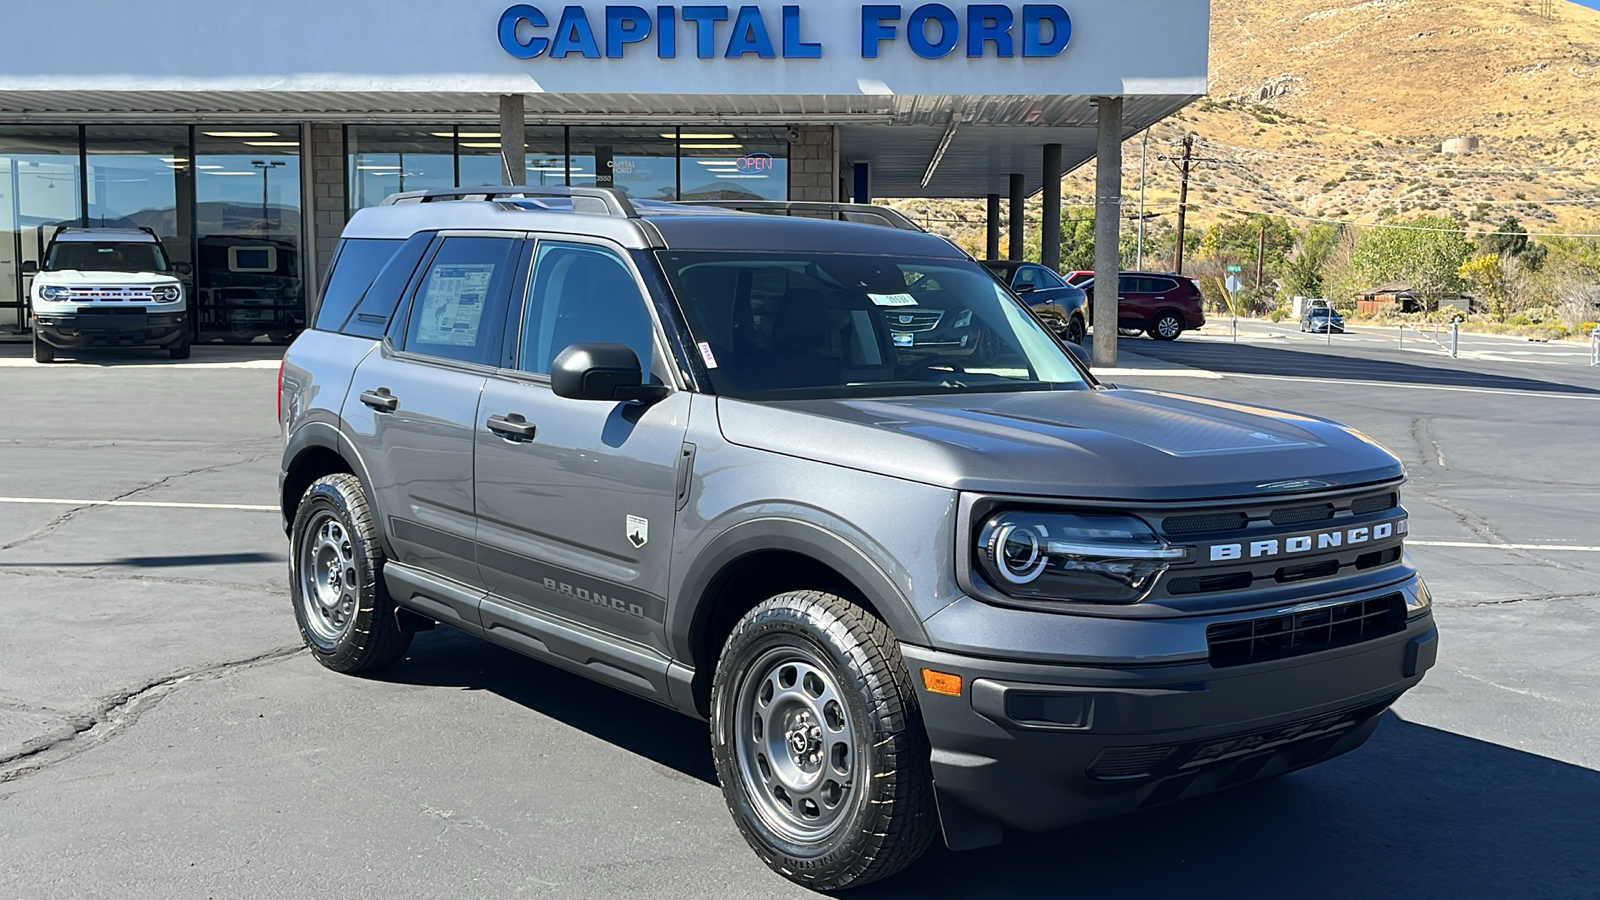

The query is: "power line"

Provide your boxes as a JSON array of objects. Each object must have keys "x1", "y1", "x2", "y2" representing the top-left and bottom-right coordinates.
[{"x1": 1191, "y1": 200, "x2": 1600, "y2": 238}]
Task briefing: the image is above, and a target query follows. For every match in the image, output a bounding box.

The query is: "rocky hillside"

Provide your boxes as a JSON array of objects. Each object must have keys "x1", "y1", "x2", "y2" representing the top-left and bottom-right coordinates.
[{"x1": 893, "y1": 0, "x2": 1600, "y2": 254}]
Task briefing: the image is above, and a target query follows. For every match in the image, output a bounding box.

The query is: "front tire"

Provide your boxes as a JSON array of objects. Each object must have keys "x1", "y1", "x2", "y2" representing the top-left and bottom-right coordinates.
[
  {"x1": 32, "y1": 336, "x2": 54, "y2": 364},
  {"x1": 168, "y1": 334, "x2": 191, "y2": 360},
  {"x1": 288, "y1": 473, "x2": 412, "y2": 673},
  {"x1": 1149, "y1": 311, "x2": 1184, "y2": 341},
  {"x1": 711, "y1": 591, "x2": 936, "y2": 891}
]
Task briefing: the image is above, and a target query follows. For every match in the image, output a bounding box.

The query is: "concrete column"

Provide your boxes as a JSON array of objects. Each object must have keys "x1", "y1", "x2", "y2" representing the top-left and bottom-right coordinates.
[
  {"x1": 1008, "y1": 172, "x2": 1025, "y2": 260},
  {"x1": 985, "y1": 193, "x2": 1000, "y2": 260},
  {"x1": 1041, "y1": 143, "x2": 1062, "y2": 272},
  {"x1": 307, "y1": 123, "x2": 348, "y2": 293},
  {"x1": 499, "y1": 94, "x2": 526, "y2": 186},
  {"x1": 787, "y1": 125, "x2": 838, "y2": 202},
  {"x1": 1091, "y1": 97, "x2": 1124, "y2": 368}
]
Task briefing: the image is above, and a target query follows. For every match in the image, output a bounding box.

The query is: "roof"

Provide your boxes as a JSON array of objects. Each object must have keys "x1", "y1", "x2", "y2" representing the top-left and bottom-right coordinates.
[
  {"x1": 1359, "y1": 280, "x2": 1414, "y2": 296},
  {"x1": 51, "y1": 227, "x2": 158, "y2": 243},
  {"x1": 343, "y1": 190, "x2": 966, "y2": 258}
]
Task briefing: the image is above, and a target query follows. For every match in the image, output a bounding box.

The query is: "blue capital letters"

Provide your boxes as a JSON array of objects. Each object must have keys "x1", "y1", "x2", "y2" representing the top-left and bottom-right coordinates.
[
  {"x1": 550, "y1": 6, "x2": 601, "y2": 57},
  {"x1": 1022, "y1": 4, "x2": 1071, "y2": 57},
  {"x1": 906, "y1": 3, "x2": 958, "y2": 58},
  {"x1": 725, "y1": 6, "x2": 776, "y2": 58},
  {"x1": 681, "y1": 6, "x2": 729, "y2": 58},
  {"x1": 605, "y1": 5, "x2": 652, "y2": 57},
  {"x1": 861, "y1": 5, "x2": 900, "y2": 58},
  {"x1": 966, "y1": 4, "x2": 1013, "y2": 57},
  {"x1": 499, "y1": 5, "x2": 550, "y2": 58},
  {"x1": 782, "y1": 6, "x2": 821, "y2": 58},
  {"x1": 657, "y1": 5, "x2": 677, "y2": 57}
]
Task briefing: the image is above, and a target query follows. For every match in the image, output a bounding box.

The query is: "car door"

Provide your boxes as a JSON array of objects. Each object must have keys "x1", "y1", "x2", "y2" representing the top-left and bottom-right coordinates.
[
  {"x1": 474, "y1": 238, "x2": 690, "y2": 657},
  {"x1": 342, "y1": 233, "x2": 524, "y2": 603}
]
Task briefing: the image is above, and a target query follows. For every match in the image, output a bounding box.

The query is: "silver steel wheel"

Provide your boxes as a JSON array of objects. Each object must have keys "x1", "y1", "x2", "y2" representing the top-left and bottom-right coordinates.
[
  {"x1": 734, "y1": 645, "x2": 858, "y2": 843},
  {"x1": 1156, "y1": 314, "x2": 1182, "y2": 338},
  {"x1": 298, "y1": 510, "x2": 360, "y2": 645}
]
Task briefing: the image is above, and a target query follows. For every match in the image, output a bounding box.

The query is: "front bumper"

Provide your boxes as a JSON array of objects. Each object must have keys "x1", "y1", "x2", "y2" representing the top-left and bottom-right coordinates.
[
  {"x1": 34, "y1": 311, "x2": 187, "y2": 349},
  {"x1": 904, "y1": 580, "x2": 1437, "y2": 836}
]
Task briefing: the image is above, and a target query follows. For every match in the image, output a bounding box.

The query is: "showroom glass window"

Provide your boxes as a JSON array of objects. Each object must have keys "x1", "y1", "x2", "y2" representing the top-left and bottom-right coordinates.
[
  {"x1": 347, "y1": 126, "x2": 454, "y2": 214},
  {"x1": 0, "y1": 126, "x2": 81, "y2": 333},
  {"x1": 84, "y1": 125, "x2": 193, "y2": 300},
  {"x1": 569, "y1": 126, "x2": 679, "y2": 200},
  {"x1": 194, "y1": 127, "x2": 305, "y2": 342},
  {"x1": 456, "y1": 126, "x2": 567, "y2": 189},
  {"x1": 678, "y1": 126, "x2": 789, "y2": 201}
]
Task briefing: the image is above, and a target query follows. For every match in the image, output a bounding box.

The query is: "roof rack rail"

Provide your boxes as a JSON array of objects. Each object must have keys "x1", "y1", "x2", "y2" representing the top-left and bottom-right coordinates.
[
  {"x1": 678, "y1": 200, "x2": 925, "y2": 233},
  {"x1": 380, "y1": 185, "x2": 640, "y2": 219}
]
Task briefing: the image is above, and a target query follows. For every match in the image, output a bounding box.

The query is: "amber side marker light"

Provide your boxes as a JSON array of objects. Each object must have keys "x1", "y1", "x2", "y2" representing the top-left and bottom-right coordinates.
[{"x1": 921, "y1": 669, "x2": 963, "y2": 697}]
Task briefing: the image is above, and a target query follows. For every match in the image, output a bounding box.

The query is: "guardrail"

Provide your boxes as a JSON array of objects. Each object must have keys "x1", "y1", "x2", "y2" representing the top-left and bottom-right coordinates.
[{"x1": 1399, "y1": 322, "x2": 1460, "y2": 358}]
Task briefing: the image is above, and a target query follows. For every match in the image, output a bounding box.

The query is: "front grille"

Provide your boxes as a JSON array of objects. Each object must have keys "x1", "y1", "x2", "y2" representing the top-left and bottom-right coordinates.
[
  {"x1": 1269, "y1": 504, "x2": 1334, "y2": 526},
  {"x1": 1087, "y1": 746, "x2": 1175, "y2": 780},
  {"x1": 1351, "y1": 493, "x2": 1398, "y2": 515},
  {"x1": 1163, "y1": 511, "x2": 1247, "y2": 535},
  {"x1": 1206, "y1": 594, "x2": 1404, "y2": 667},
  {"x1": 1168, "y1": 572, "x2": 1254, "y2": 595},
  {"x1": 885, "y1": 311, "x2": 943, "y2": 332}
]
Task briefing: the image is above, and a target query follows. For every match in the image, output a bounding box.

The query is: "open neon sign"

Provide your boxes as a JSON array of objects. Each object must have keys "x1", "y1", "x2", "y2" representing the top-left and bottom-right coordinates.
[{"x1": 735, "y1": 152, "x2": 775, "y2": 173}]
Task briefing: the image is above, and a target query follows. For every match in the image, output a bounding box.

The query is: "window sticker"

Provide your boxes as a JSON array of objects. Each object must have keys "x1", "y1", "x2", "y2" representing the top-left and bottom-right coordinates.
[
  {"x1": 697, "y1": 341, "x2": 719, "y2": 369},
  {"x1": 868, "y1": 292, "x2": 919, "y2": 307},
  {"x1": 417, "y1": 263, "x2": 495, "y2": 347}
]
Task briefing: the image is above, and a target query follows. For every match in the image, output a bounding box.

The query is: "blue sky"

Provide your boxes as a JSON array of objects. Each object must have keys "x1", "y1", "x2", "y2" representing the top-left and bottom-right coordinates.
[{"x1": 1574, "y1": 0, "x2": 1600, "y2": 9}]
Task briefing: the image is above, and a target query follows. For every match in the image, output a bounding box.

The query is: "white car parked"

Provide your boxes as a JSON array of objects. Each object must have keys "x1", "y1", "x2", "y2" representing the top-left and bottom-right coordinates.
[{"x1": 25, "y1": 227, "x2": 191, "y2": 363}]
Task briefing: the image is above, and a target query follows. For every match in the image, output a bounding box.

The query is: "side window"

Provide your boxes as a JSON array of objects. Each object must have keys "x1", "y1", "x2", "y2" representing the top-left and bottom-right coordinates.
[
  {"x1": 1039, "y1": 268, "x2": 1066, "y2": 289},
  {"x1": 343, "y1": 232, "x2": 434, "y2": 339},
  {"x1": 1117, "y1": 275, "x2": 1134, "y2": 294},
  {"x1": 517, "y1": 242, "x2": 657, "y2": 376},
  {"x1": 312, "y1": 239, "x2": 401, "y2": 332},
  {"x1": 399, "y1": 236, "x2": 520, "y2": 366},
  {"x1": 1151, "y1": 277, "x2": 1178, "y2": 295},
  {"x1": 1012, "y1": 266, "x2": 1043, "y2": 289}
]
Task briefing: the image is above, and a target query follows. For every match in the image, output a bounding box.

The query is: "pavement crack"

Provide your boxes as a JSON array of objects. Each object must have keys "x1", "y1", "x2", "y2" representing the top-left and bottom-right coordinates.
[
  {"x1": 0, "y1": 566, "x2": 284, "y2": 596},
  {"x1": 0, "y1": 645, "x2": 304, "y2": 784},
  {"x1": 0, "y1": 452, "x2": 269, "y2": 553},
  {"x1": 1457, "y1": 591, "x2": 1600, "y2": 608}
]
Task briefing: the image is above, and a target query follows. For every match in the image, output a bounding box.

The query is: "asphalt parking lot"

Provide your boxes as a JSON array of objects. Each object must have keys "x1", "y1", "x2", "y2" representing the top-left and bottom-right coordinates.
[{"x1": 1, "y1": 333, "x2": 1597, "y2": 900}]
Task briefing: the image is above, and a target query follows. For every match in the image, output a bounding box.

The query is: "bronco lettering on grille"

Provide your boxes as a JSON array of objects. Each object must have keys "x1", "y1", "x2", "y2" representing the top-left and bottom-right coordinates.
[{"x1": 1208, "y1": 519, "x2": 1405, "y2": 562}]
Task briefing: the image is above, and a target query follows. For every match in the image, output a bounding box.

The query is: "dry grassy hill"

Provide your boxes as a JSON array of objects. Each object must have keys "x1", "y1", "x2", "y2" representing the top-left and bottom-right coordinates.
[{"x1": 893, "y1": 0, "x2": 1600, "y2": 256}]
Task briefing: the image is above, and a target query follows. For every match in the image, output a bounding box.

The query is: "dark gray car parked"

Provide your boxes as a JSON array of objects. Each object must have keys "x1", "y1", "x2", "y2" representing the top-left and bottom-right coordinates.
[{"x1": 278, "y1": 187, "x2": 1437, "y2": 890}]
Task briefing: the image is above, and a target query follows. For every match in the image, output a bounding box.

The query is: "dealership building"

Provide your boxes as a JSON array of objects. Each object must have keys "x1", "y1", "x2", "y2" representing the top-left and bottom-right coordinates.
[{"x1": 0, "y1": 0, "x2": 1207, "y2": 345}]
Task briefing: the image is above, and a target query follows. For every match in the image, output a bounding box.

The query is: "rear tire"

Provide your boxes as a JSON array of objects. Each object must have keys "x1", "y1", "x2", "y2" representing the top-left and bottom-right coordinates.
[
  {"x1": 1063, "y1": 315, "x2": 1086, "y2": 345},
  {"x1": 711, "y1": 591, "x2": 936, "y2": 891},
  {"x1": 1149, "y1": 311, "x2": 1184, "y2": 341},
  {"x1": 289, "y1": 473, "x2": 412, "y2": 673},
  {"x1": 32, "y1": 336, "x2": 54, "y2": 364}
]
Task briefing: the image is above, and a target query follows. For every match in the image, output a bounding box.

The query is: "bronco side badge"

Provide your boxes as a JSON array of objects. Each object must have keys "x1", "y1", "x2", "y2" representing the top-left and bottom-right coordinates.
[{"x1": 627, "y1": 515, "x2": 649, "y2": 548}]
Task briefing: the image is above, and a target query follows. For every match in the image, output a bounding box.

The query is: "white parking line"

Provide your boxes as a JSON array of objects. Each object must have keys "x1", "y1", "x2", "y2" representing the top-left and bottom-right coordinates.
[
  {"x1": 1409, "y1": 540, "x2": 1600, "y2": 553},
  {"x1": 0, "y1": 496, "x2": 277, "y2": 512},
  {"x1": 1220, "y1": 372, "x2": 1600, "y2": 400},
  {"x1": 0, "y1": 359, "x2": 281, "y2": 369}
]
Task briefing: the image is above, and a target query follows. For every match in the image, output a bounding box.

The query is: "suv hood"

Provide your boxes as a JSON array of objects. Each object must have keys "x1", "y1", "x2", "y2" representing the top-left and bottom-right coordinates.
[
  {"x1": 716, "y1": 388, "x2": 1402, "y2": 501},
  {"x1": 34, "y1": 270, "x2": 179, "y2": 286}
]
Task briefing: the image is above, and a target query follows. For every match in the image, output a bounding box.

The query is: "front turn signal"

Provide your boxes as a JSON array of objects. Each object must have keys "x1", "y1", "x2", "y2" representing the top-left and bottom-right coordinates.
[{"x1": 921, "y1": 668, "x2": 963, "y2": 697}]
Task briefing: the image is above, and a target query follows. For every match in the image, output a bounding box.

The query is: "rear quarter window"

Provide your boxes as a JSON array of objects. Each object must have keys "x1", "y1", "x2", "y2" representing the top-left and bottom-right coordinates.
[{"x1": 313, "y1": 239, "x2": 403, "y2": 332}]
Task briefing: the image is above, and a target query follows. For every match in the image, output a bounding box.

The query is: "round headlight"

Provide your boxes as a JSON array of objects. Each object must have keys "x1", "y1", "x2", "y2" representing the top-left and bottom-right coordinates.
[
  {"x1": 976, "y1": 511, "x2": 1186, "y2": 604},
  {"x1": 152, "y1": 285, "x2": 181, "y2": 302},
  {"x1": 39, "y1": 285, "x2": 72, "y2": 302}
]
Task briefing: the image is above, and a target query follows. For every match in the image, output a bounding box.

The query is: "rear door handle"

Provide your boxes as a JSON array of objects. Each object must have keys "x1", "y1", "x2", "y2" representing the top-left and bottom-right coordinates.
[
  {"x1": 487, "y1": 413, "x2": 537, "y2": 443},
  {"x1": 359, "y1": 388, "x2": 398, "y2": 413}
]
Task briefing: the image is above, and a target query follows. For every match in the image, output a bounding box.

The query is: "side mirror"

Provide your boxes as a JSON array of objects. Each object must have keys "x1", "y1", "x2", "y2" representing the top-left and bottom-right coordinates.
[
  {"x1": 1065, "y1": 340, "x2": 1091, "y2": 367},
  {"x1": 20, "y1": 260, "x2": 37, "y2": 276},
  {"x1": 551, "y1": 342, "x2": 669, "y2": 404},
  {"x1": 173, "y1": 262, "x2": 193, "y2": 276}
]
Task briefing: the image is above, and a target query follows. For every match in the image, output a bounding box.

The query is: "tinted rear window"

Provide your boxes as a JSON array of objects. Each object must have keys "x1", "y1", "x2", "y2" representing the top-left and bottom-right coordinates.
[
  {"x1": 343, "y1": 233, "x2": 436, "y2": 339},
  {"x1": 313, "y1": 239, "x2": 402, "y2": 332}
]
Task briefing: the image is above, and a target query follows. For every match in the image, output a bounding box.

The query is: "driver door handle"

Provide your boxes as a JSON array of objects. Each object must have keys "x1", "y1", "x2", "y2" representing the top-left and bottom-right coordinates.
[
  {"x1": 359, "y1": 388, "x2": 398, "y2": 413},
  {"x1": 487, "y1": 413, "x2": 537, "y2": 443}
]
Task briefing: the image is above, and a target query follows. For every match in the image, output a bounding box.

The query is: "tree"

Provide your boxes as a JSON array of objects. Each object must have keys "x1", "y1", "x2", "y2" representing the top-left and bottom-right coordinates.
[
  {"x1": 1459, "y1": 253, "x2": 1510, "y2": 320},
  {"x1": 1199, "y1": 215, "x2": 1295, "y2": 285},
  {"x1": 1352, "y1": 215, "x2": 1470, "y2": 311},
  {"x1": 1281, "y1": 224, "x2": 1342, "y2": 299},
  {"x1": 1023, "y1": 205, "x2": 1098, "y2": 271},
  {"x1": 1479, "y1": 216, "x2": 1547, "y2": 273}
]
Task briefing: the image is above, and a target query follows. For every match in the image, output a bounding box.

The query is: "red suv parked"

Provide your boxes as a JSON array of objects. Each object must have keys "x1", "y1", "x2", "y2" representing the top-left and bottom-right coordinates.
[{"x1": 1081, "y1": 271, "x2": 1206, "y2": 340}]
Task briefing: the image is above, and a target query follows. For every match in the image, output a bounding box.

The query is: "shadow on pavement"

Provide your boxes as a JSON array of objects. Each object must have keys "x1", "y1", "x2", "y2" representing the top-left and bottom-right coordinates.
[
  {"x1": 1126, "y1": 336, "x2": 1600, "y2": 395},
  {"x1": 0, "y1": 552, "x2": 282, "y2": 568},
  {"x1": 0, "y1": 341, "x2": 286, "y2": 366},
  {"x1": 379, "y1": 629, "x2": 1600, "y2": 899}
]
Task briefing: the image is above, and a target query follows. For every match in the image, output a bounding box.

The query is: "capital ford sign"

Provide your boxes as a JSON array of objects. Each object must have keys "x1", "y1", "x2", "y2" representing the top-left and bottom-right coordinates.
[{"x1": 498, "y1": 3, "x2": 1072, "y2": 59}]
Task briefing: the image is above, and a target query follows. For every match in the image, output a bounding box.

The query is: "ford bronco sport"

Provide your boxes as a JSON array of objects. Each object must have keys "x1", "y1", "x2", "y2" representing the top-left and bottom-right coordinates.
[
  {"x1": 26, "y1": 226, "x2": 191, "y2": 362},
  {"x1": 278, "y1": 187, "x2": 1437, "y2": 890}
]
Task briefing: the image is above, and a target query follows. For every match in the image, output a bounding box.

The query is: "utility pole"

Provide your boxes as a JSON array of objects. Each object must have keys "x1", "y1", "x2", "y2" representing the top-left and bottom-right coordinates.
[
  {"x1": 1256, "y1": 219, "x2": 1267, "y2": 289},
  {"x1": 1159, "y1": 135, "x2": 1222, "y2": 275}
]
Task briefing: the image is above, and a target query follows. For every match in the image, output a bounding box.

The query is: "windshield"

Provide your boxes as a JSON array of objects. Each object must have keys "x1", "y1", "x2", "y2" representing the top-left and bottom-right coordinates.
[
  {"x1": 657, "y1": 250, "x2": 1090, "y2": 400},
  {"x1": 44, "y1": 241, "x2": 170, "y2": 274}
]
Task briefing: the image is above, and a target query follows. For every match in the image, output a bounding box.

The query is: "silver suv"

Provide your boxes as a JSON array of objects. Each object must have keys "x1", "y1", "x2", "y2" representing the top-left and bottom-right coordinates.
[{"x1": 278, "y1": 187, "x2": 1437, "y2": 890}]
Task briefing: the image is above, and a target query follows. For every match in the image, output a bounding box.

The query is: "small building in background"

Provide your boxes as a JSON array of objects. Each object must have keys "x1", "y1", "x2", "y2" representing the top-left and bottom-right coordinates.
[
  {"x1": 1356, "y1": 280, "x2": 1477, "y2": 315},
  {"x1": 1441, "y1": 136, "x2": 1481, "y2": 154}
]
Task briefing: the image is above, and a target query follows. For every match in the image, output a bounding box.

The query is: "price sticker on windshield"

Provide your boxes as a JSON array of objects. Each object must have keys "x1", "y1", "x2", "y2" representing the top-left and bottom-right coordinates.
[{"x1": 868, "y1": 293, "x2": 918, "y2": 307}]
